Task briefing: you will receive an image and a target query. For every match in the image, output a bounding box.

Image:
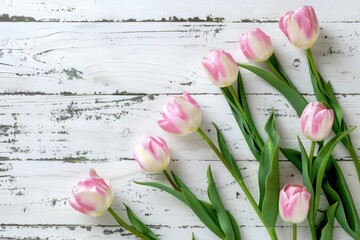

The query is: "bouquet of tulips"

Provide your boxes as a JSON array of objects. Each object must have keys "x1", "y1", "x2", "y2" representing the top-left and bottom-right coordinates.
[{"x1": 69, "y1": 6, "x2": 360, "y2": 240}]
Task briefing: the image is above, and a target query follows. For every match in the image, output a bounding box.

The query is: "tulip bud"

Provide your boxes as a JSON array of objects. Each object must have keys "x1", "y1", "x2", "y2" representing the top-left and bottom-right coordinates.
[
  {"x1": 301, "y1": 101, "x2": 334, "y2": 141},
  {"x1": 158, "y1": 92, "x2": 202, "y2": 136},
  {"x1": 279, "y1": 184, "x2": 311, "y2": 224},
  {"x1": 133, "y1": 135, "x2": 170, "y2": 173},
  {"x1": 69, "y1": 169, "x2": 113, "y2": 217},
  {"x1": 239, "y1": 28, "x2": 274, "y2": 62},
  {"x1": 279, "y1": 6, "x2": 319, "y2": 49},
  {"x1": 202, "y1": 49, "x2": 239, "y2": 87}
]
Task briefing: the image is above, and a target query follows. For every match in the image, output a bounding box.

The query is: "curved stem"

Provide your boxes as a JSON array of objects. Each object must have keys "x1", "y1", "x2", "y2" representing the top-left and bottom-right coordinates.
[
  {"x1": 309, "y1": 223, "x2": 317, "y2": 240},
  {"x1": 107, "y1": 207, "x2": 151, "y2": 240},
  {"x1": 196, "y1": 128, "x2": 278, "y2": 240},
  {"x1": 306, "y1": 49, "x2": 324, "y2": 93},
  {"x1": 196, "y1": 128, "x2": 232, "y2": 172},
  {"x1": 293, "y1": 224, "x2": 297, "y2": 240},
  {"x1": 308, "y1": 141, "x2": 316, "y2": 179},
  {"x1": 228, "y1": 85, "x2": 248, "y2": 122},
  {"x1": 162, "y1": 169, "x2": 180, "y2": 191},
  {"x1": 265, "y1": 60, "x2": 287, "y2": 83}
]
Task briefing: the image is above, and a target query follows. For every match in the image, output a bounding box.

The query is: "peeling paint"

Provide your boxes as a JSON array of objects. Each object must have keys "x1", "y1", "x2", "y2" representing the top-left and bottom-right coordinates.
[{"x1": 0, "y1": 14, "x2": 36, "y2": 22}]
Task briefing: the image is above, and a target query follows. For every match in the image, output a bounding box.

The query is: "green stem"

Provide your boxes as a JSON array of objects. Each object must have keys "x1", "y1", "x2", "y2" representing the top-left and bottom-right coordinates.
[
  {"x1": 196, "y1": 128, "x2": 232, "y2": 172},
  {"x1": 308, "y1": 141, "x2": 316, "y2": 179},
  {"x1": 162, "y1": 169, "x2": 180, "y2": 191},
  {"x1": 196, "y1": 128, "x2": 278, "y2": 240},
  {"x1": 107, "y1": 207, "x2": 151, "y2": 240},
  {"x1": 228, "y1": 85, "x2": 248, "y2": 122},
  {"x1": 293, "y1": 224, "x2": 297, "y2": 240},
  {"x1": 310, "y1": 223, "x2": 317, "y2": 240},
  {"x1": 306, "y1": 49, "x2": 324, "y2": 93},
  {"x1": 265, "y1": 60, "x2": 287, "y2": 83}
]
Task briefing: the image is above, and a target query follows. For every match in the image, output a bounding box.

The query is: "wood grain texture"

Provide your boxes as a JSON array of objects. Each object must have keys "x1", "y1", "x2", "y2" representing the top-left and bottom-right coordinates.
[
  {"x1": 1, "y1": 0, "x2": 360, "y2": 239},
  {"x1": 0, "y1": 0, "x2": 359, "y2": 22},
  {"x1": 0, "y1": 23, "x2": 359, "y2": 95}
]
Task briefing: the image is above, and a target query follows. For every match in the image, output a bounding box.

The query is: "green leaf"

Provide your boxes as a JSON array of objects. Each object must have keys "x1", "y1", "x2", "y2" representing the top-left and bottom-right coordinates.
[
  {"x1": 258, "y1": 143, "x2": 270, "y2": 208},
  {"x1": 278, "y1": 149, "x2": 360, "y2": 239},
  {"x1": 239, "y1": 63, "x2": 308, "y2": 116},
  {"x1": 227, "y1": 211, "x2": 241, "y2": 240},
  {"x1": 259, "y1": 111, "x2": 280, "y2": 228},
  {"x1": 135, "y1": 181, "x2": 185, "y2": 202},
  {"x1": 236, "y1": 72, "x2": 264, "y2": 148},
  {"x1": 171, "y1": 172, "x2": 226, "y2": 239},
  {"x1": 297, "y1": 137, "x2": 315, "y2": 227},
  {"x1": 322, "y1": 177, "x2": 360, "y2": 239},
  {"x1": 312, "y1": 127, "x2": 355, "y2": 218},
  {"x1": 320, "y1": 202, "x2": 339, "y2": 240},
  {"x1": 191, "y1": 233, "x2": 195, "y2": 240},
  {"x1": 221, "y1": 88, "x2": 263, "y2": 160},
  {"x1": 280, "y1": 148, "x2": 302, "y2": 171},
  {"x1": 212, "y1": 122, "x2": 243, "y2": 180},
  {"x1": 125, "y1": 205, "x2": 159, "y2": 240},
  {"x1": 207, "y1": 166, "x2": 237, "y2": 240}
]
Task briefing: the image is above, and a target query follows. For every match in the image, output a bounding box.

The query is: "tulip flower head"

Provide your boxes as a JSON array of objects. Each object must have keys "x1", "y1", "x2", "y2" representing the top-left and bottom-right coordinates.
[
  {"x1": 133, "y1": 135, "x2": 170, "y2": 173},
  {"x1": 69, "y1": 169, "x2": 113, "y2": 217},
  {"x1": 279, "y1": 184, "x2": 311, "y2": 224},
  {"x1": 301, "y1": 101, "x2": 334, "y2": 141},
  {"x1": 239, "y1": 28, "x2": 274, "y2": 62},
  {"x1": 158, "y1": 92, "x2": 202, "y2": 136},
  {"x1": 202, "y1": 49, "x2": 239, "y2": 87},
  {"x1": 279, "y1": 6, "x2": 319, "y2": 49}
]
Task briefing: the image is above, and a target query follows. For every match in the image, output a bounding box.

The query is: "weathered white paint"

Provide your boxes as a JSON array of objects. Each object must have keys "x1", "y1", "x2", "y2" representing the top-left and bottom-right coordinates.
[
  {"x1": 0, "y1": 23, "x2": 359, "y2": 95},
  {"x1": 1, "y1": 0, "x2": 360, "y2": 239},
  {"x1": 0, "y1": 0, "x2": 359, "y2": 22}
]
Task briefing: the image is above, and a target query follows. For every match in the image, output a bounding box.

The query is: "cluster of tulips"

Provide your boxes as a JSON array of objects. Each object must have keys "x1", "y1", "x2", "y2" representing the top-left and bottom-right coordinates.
[{"x1": 69, "y1": 5, "x2": 360, "y2": 240}]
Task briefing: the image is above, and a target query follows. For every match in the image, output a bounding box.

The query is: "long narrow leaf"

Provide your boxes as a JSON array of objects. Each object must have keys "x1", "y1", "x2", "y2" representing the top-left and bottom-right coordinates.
[
  {"x1": 260, "y1": 111, "x2": 280, "y2": 228},
  {"x1": 221, "y1": 88, "x2": 262, "y2": 160},
  {"x1": 207, "y1": 166, "x2": 236, "y2": 240},
  {"x1": 171, "y1": 173, "x2": 226, "y2": 239},
  {"x1": 312, "y1": 128, "x2": 355, "y2": 217},
  {"x1": 125, "y1": 205, "x2": 159, "y2": 240},
  {"x1": 212, "y1": 122, "x2": 243, "y2": 180},
  {"x1": 298, "y1": 137, "x2": 315, "y2": 230},
  {"x1": 320, "y1": 202, "x2": 339, "y2": 240},
  {"x1": 322, "y1": 177, "x2": 360, "y2": 239},
  {"x1": 239, "y1": 63, "x2": 308, "y2": 116}
]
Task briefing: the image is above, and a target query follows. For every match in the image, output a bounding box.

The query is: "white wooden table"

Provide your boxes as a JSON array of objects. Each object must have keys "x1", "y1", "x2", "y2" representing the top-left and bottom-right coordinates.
[{"x1": 1, "y1": 1, "x2": 360, "y2": 239}]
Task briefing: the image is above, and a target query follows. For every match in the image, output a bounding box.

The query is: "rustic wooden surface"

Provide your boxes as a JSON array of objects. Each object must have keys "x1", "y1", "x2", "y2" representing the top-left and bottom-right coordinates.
[{"x1": 1, "y1": 0, "x2": 360, "y2": 239}]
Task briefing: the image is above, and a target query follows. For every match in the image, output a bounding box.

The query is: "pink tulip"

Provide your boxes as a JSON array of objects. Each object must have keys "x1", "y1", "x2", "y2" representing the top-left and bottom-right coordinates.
[
  {"x1": 301, "y1": 102, "x2": 334, "y2": 141},
  {"x1": 158, "y1": 92, "x2": 202, "y2": 136},
  {"x1": 202, "y1": 49, "x2": 239, "y2": 87},
  {"x1": 133, "y1": 135, "x2": 170, "y2": 173},
  {"x1": 279, "y1": 184, "x2": 311, "y2": 224},
  {"x1": 69, "y1": 169, "x2": 113, "y2": 217},
  {"x1": 279, "y1": 6, "x2": 319, "y2": 49},
  {"x1": 239, "y1": 28, "x2": 274, "y2": 62}
]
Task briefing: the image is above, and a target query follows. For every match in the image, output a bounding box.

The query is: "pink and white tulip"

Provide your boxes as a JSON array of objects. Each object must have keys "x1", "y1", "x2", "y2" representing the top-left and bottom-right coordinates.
[
  {"x1": 279, "y1": 184, "x2": 311, "y2": 224},
  {"x1": 279, "y1": 6, "x2": 319, "y2": 49},
  {"x1": 239, "y1": 28, "x2": 274, "y2": 62},
  {"x1": 158, "y1": 92, "x2": 202, "y2": 136},
  {"x1": 301, "y1": 101, "x2": 334, "y2": 141},
  {"x1": 202, "y1": 49, "x2": 239, "y2": 87},
  {"x1": 133, "y1": 135, "x2": 170, "y2": 173},
  {"x1": 69, "y1": 169, "x2": 113, "y2": 217}
]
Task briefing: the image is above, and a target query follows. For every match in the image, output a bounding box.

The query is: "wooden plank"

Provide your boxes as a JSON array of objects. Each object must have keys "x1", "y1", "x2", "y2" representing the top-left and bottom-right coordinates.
[
  {"x1": 0, "y1": 160, "x2": 359, "y2": 239},
  {"x1": 0, "y1": 23, "x2": 359, "y2": 95},
  {"x1": 0, "y1": 224, "x2": 353, "y2": 240},
  {"x1": 0, "y1": 0, "x2": 359, "y2": 22},
  {"x1": 1, "y1": 94, "x2": 359, "y2": 161}
]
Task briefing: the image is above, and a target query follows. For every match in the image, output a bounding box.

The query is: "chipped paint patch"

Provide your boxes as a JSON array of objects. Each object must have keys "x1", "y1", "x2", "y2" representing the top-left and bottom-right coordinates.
[{"x1": 0, "y1": 14, "x2": 36, "y2": 22}]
